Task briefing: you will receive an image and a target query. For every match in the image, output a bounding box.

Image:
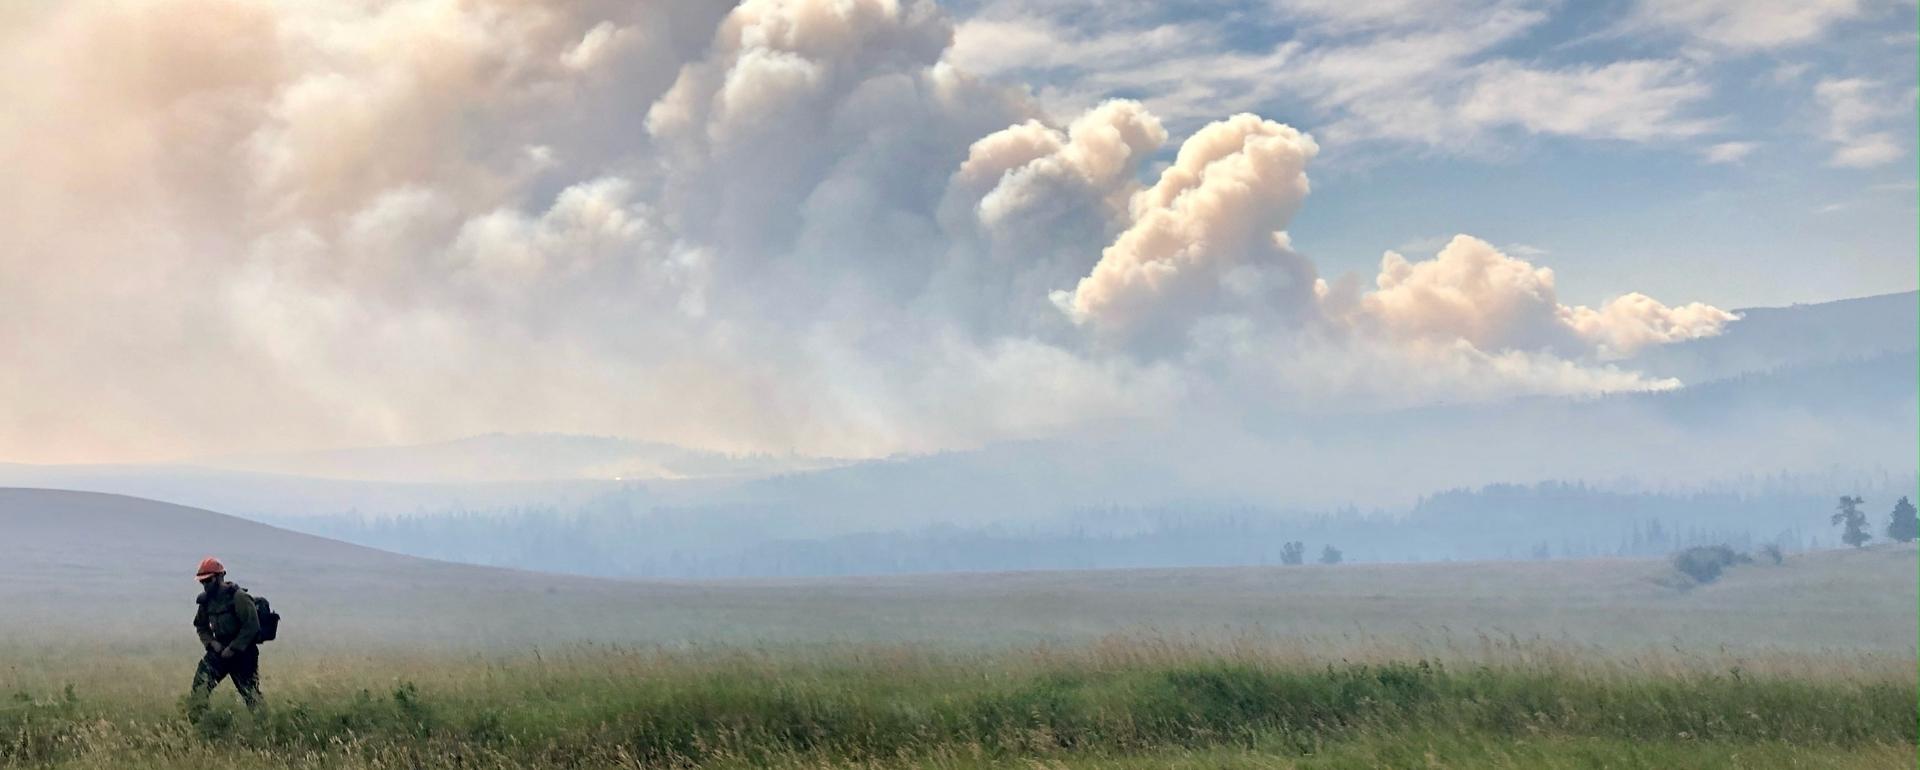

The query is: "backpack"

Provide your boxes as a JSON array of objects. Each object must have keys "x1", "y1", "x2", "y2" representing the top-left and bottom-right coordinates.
[{"x1": 251, "y1": 594, "x2": 281, "y2": 643}]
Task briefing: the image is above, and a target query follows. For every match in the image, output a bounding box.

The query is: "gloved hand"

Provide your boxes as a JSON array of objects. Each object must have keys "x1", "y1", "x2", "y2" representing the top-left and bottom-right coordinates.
[
  {"x1": 220, "y1": 646, "x2": 236, "y2": 659},
  {"x1": 205, "y1": 641, "x2": 222, "y2": 654}
]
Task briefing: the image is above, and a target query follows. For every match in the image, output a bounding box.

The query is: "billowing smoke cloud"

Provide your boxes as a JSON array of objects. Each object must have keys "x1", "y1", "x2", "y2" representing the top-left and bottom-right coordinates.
[
  {"x1": 936, "y1": 100, "x2": 1166, "y2": 335},
  {"x1": 643, "y1": 0, "x2": 1035, "y2": 314},
  {"x1": 1561, "y1": 292, "x2": 1739, "y2": 359},
  {"x1": 1351, "y1": 235, "x2": 1736, "y2": 360},
  {"x1": 947, "y1": 101, "x2": 1166, "y2": 248},
  {"x1": 1051, "y1": 115, "x2": 1321, "y2": 351},
  {"x1": 0, "y1": 0, "x2": 1732, "y2": 465}
]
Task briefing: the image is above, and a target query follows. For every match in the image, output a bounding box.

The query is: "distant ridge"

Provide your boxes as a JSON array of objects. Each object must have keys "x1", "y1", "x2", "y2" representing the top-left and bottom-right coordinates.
[{"x1": 1628, "y1": 290, "x2": 1917, "y2": 384}]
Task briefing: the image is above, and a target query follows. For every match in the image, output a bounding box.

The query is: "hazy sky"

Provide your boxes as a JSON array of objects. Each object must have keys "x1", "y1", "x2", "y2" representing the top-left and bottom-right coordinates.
[{"x1": 1, "y1": 0, "x2": 1913, "y2": 465}]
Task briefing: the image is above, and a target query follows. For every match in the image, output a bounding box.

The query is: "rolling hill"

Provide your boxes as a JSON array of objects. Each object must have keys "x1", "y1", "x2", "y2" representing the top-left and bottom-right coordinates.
[
  {"x1": 0, "y1": 487, "x2": 668, "y2": 647},
  {"x1": 3, "y1": 489, "x2": 1912, "y2": 656}
]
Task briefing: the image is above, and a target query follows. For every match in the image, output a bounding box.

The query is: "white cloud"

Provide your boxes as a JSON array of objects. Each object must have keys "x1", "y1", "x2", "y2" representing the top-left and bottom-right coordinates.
[
  {"x1": 1628, "y1": 0, "x2": 1872, "y2": 51},
  {"x1": 1815, "y1": 77, "x2": 1912, "y2": 168},
  {"x1": 1702, "y1": 141, "x2": 1759, "y2": 163},
  {"x1": 1258, "y1": 6, "x2": 1541, "y2": 148},
  {"x1": 1830, "y1": 134, "x2": 1905, "y2": 168},
  {"x1": 1267, "y1": 0, "x2": 1542, "y2": 33},
  {"x1": 949, "y1": 2, "x2": 1723, "y2": 155},
  {"x1": 1457, "y1": 60, "x2": 1717, "y2": 142},
  {"x1": 946, "y1": 12, "x2": 1288, "y2": 132}
]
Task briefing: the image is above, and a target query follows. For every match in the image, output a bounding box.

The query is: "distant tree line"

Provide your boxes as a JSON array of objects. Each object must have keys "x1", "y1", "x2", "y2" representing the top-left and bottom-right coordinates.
[{"x1": 261, "y1": 478, "x2": 1918, "y2": 579}]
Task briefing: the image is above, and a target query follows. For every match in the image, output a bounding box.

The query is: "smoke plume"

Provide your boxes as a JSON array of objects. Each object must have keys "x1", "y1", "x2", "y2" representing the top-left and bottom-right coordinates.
[{"x1": 0, "y1": 0, "x2": 1733, "y2": 464}]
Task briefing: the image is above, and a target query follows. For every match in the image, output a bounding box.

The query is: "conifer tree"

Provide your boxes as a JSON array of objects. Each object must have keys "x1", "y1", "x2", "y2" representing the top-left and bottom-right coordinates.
[
  {"x1": 1832, "y1": 496, "x2": 1871, "y2": 549},
  {"x1": 1886, "y1": 497, "x2": 1918, "y2": 544}
]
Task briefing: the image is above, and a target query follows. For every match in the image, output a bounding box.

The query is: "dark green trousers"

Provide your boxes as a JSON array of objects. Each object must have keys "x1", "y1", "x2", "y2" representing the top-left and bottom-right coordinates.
[{"x1": 188, "y1": 647, "x2": 263, "y2": 718}]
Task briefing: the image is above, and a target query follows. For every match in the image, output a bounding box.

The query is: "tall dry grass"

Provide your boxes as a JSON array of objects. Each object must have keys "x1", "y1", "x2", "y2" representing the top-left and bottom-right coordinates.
[{"x1": 3, "y1": 634, "x2": 1913, "y2": 768}]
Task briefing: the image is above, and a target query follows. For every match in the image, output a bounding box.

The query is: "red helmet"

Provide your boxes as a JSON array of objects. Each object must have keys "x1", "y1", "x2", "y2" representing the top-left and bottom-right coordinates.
[{"x1": 194, "y1": 556, "x2": 226, "y2": 580}]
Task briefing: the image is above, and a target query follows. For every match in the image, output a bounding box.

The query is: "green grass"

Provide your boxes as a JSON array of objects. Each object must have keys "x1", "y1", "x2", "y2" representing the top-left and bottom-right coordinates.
[{"x1": 3, "y1": 640, "x2": 1914, "y2": 769}]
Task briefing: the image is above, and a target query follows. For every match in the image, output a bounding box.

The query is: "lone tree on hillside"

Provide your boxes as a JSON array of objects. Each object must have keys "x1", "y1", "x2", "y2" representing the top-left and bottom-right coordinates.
[
  {"x1": 1887, "y1": 497, "x2": 1918, "y2": 543},
  {"x1": 1319, "y1": 545, "x2": 1343, "y2": 565},
  {"x1": 1832, "y1": 495, "x2": 1871, "y2": 549},
  {"x1": 1279, "y1": 541, "x2": 1305, "y2": 565}
]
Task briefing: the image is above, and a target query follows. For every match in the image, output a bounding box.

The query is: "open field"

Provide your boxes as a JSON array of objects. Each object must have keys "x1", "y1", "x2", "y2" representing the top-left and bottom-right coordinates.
[
  {"x1": 5, "y1": 489, "x2": 1916, "y2": 654},
  {"x1": 4, "y1": 639, "x2": 1915, "y2": 769},
  {"x1": 4, "y1": 489, "x2": 1916, "y2": 767}
]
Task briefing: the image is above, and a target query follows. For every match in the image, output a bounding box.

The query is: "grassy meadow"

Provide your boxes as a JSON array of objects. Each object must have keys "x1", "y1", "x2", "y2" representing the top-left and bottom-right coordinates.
[
  {"x1": 3, "y1": 636, "x2": 1914, "y2": 769},
  {"x1": 3, "y1": 492, "x2": 1915, "y2": 768}
]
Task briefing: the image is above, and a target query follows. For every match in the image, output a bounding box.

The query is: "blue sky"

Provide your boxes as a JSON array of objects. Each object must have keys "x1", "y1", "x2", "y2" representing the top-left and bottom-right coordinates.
[{"x1": 940, "y1": 0, "x2": 1919, "y2": 308}]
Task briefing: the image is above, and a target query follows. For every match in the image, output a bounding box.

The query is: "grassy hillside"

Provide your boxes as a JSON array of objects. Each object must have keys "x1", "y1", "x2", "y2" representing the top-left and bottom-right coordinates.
[{"x1": 2, "y1": 489, "x2": 1914, "y2": 654}]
